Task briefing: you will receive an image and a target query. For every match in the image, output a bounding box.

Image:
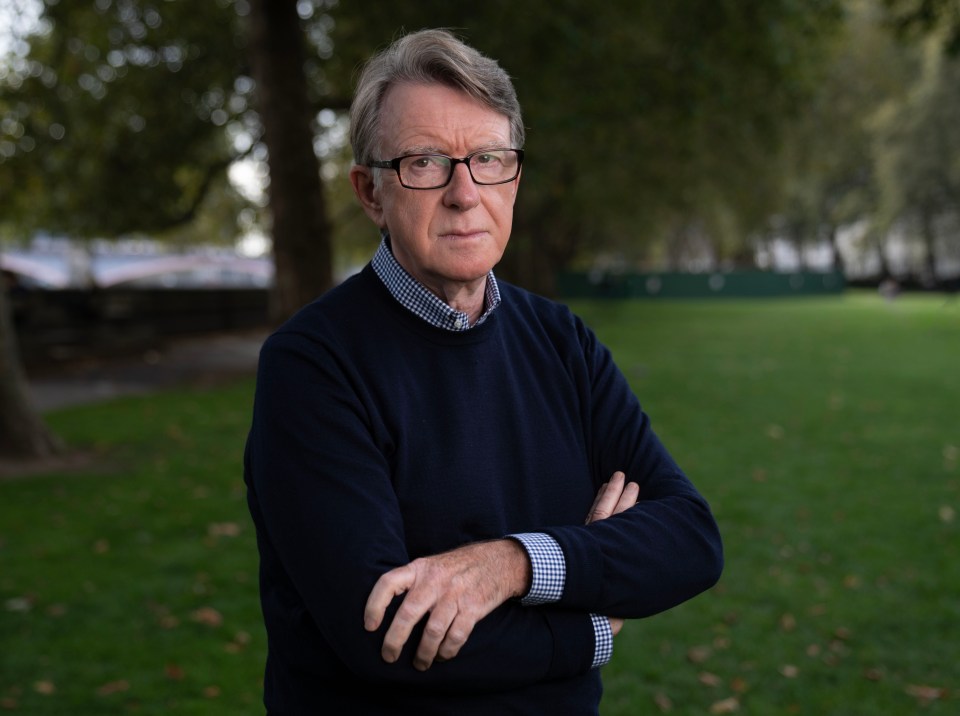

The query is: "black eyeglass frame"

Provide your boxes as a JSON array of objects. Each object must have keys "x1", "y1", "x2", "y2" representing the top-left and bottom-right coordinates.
[{"x1": 367, "y1": 148, "x2": 524, "y2": 190}]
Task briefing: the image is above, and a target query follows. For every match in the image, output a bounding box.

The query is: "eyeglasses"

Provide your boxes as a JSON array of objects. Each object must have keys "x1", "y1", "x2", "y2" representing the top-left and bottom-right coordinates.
[{"x1": 368, "y1": 148, "x2": 524, "y2": 190}]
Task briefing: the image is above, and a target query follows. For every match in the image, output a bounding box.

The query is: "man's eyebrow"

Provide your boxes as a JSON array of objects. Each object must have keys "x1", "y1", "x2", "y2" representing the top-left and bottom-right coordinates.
[{"x1": 397, "y1": 143, "x2": 512, "y2": 156}]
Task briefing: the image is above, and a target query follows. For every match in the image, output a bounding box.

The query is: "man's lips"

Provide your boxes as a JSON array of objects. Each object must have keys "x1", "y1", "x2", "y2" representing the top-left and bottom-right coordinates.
[{"x1": 439, "y1": 230, "x2": 486, "y2": 239}]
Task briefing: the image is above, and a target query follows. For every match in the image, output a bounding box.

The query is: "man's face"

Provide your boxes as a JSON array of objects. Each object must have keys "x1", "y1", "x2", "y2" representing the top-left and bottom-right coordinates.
[{"x1": 351, "y1": 82, "x2": 520, "y2": 296}]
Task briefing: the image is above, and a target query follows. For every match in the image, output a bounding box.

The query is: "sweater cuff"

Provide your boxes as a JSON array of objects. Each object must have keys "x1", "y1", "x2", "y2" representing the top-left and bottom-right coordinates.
[
  {"x1": 508, "y1": 532, "x2": 565, "y2": 605},
  {"x1": 590, "y1": 614, "x2": 614, "y2": 668}
]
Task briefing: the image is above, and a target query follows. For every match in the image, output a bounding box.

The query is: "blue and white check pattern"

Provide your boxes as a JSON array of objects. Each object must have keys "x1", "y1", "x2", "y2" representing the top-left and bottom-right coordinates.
[
  {"x1": 370, "y1": 234, "x2": 612, "y2": 668},
  {"x1": 509, "y1": 532, "x2": 566, "y2": 605},
  {"x1": 590, "y1": 614, "x2": 614, "y2": 668},
  {"x1": 371, "y1": 236, "x2": 500, "y2": 330}
]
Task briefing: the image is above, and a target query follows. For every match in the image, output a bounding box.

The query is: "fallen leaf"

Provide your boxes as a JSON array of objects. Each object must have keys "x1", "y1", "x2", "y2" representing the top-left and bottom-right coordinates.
[
  {"x1": 46, "y1": 604, "x2": 67, "y2": 617},
  {"x1": 905, "y1": 684, "x2": 946, "y2": 705},
  {"x1": 779, "y1": 613, "x2": 796, "y2": 632},
  {"x1": 730, "y1": 677, "x2": 748, "y2": 693},
  {"x1": 939, "y1": 505, "x2": 955, "y2": 523},
  {"x1": 165, "y1": 664, "x2": 185, "y2": 681},
  {"x1": 863, "y1": 667, "x2": 884, "y2": 682},
  {"x1": 842, "y1": 575, "x2": 861, "y2": 589},
  {"x1": 33, "y1": 681, "x2": 55, "y2": 695},
  {"x1": 93, "y1": 539, "x2": 110, "y2": 554},
  {"x1": 687, "y1": 645, "x2": 712, "y2": 664},
  {"x1": 699, "y1": 672, "x2": 723, "y2": 687},
  {"x1": 653, "y1": 692, "x2": 673, "y2": 712},
  {"x1": 1, "y1": 696, "x2": 19, "y2": 709},
  {"x1": 202, "y1": 685, "x2": 221, "y2": 698},
  {"x1": 779, "y1": 664, "x2": 799, "y2": 679},
  {"x1": 709, "y1": 696, "x2": 740, "y2": 714},
  {"x1": 833, "y1": 627, "x2": 852, "y2": 641},
  {"x1": 190, "y1": 607, "x2": 223, "y2": 627},
  {"x1": 208, "y1": 522, "x2": 241, "y2": 538},
  {"x1": 96, "y1": 680, "x2": 130, "y2": 696}
]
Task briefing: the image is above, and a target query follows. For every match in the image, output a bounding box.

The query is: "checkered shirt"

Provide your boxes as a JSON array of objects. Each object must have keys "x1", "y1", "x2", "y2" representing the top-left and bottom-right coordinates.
[{"x1": 371, "y1": 237, "x2": 500, "y2": 330}]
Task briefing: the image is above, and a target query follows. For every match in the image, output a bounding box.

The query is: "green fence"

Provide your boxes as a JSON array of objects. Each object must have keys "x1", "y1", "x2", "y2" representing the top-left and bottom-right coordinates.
[{"x1": 557, "y1": 270, "x2": 846, "y2": 299}]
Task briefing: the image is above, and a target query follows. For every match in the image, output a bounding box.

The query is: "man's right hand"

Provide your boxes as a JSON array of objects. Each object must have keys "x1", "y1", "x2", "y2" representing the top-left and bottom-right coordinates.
[
  {"x1": 585, "y1": 471, "x2": 639, "y2": 525},
  {"x1": 585, "y1": 470, "x2": 639, "y2": 636}
]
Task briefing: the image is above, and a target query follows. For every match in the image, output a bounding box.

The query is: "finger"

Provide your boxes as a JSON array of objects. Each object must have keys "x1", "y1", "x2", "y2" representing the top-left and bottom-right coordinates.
[
  {"x1": 436, "y1": 611, "x2": 478, "y2": 663},
  {"x1": 584, "y1": 482, "x2": 608, "y2": 524},
  {"x1": 613, "y1": 480, "x2": 640, "y2": 515},
  {"x1": 364, "y1": 567, "x2": 413, "y2": 632},
  {"x1": 588, "y1": 471, "x2": 626, "y2": 523},
  {"x1": 381, "y1": 587, "x2": 435, "y2": 664},
  {"x1": 609, "y1": 617, "x2": 625, "y2": 636},
  {"x1": 412, "y1": 600, "x2": 459, "y2": 671}
]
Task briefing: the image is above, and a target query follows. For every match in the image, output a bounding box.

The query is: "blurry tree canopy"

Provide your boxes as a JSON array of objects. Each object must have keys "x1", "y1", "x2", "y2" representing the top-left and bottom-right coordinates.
[
  {"x1": 884, "y1": 0, "x2": 960, "y2": 53},
  {"x1": 327, "y1": 0, "x2": 847, "y2": 291},
  {"x1": 873, "y1": 41, "x2": 960, "y2": 280},
  {"x1": 0, "y1": 0, "x2": 249, "y2": 237}
]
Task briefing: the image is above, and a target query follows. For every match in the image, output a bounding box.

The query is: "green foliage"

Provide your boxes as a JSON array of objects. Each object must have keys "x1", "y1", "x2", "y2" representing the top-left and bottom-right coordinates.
[
  {"x1": 0, "y1": 0, "x2": 251, "y2": 237},
  {"x1": 328, "y1": 0, "x2": 846, "y2": 276},
  {"x1": 1, "y1": 293, "x2": 958, "y2": 713},
  {"x1": 884, "y1": 0, "x2": 960, "y2": 53}
]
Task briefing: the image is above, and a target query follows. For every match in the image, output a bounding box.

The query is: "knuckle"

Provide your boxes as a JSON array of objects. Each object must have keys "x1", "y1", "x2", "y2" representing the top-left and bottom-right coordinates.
[{"x1": 423, "y1": 621, "x2": 446, "y2": 640}]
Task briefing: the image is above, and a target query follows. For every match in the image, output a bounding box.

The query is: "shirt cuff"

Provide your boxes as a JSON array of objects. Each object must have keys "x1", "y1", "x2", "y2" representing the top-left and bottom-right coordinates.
[
  {"x1": 508, "y1": 532, "x2": 565, "y2": 605},
  {"x1": 590, "y1": 614, "x2": 614, "y2": 668}
]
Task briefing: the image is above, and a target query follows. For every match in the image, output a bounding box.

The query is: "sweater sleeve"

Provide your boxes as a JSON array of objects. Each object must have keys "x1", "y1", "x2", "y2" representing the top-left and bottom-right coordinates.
[
  {"x1": 541, "y1": 319, "x2": 724, "y2": 618},
  {"x1": 245, "y1": 330, "x2": 596, "y2": 690}
]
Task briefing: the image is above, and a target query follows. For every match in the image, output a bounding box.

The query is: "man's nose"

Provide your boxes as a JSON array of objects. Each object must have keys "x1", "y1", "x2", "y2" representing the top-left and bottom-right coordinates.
[{"x1": 442, "y1": 162, "x2": 481, "y2": 209}]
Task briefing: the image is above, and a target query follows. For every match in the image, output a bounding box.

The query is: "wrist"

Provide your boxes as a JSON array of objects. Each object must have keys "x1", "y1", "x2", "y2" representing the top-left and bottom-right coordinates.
[{"x1": 499, "y1": 538, "x2": 533, "y2": 599}]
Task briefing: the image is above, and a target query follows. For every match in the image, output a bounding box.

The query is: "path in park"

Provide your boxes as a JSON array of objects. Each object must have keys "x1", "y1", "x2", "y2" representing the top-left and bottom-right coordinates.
[{"x1": 26, "y1": 328, "x2": 268, "y2": 413}]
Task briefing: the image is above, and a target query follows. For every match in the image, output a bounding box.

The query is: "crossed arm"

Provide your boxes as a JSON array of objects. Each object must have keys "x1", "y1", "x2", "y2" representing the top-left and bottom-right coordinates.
[{"x1": 364, "y1": 471, "x2": 640, "y2": 671}]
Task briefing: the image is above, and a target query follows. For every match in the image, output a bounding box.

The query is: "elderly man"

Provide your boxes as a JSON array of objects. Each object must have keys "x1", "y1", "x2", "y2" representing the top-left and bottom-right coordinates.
[{"x1": 244, "y1": 28, "x2": 723, "y2": 715}]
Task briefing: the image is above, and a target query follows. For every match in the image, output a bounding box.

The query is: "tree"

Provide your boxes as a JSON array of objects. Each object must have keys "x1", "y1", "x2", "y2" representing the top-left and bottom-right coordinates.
[
  {"x1": 0, "y1": 0, "x2": 335, "y2": 458},
  {"x1": 873, "y1": 41, "x2": 960, "y2": 281},
  {"x1": 766, "y1": 0, "x2": 917, "y2": 276},
  {"x1": 885, "y1": 0, "x2": 960, "y2": 53},
  {"x1": 247, "y1": 0, "x2": 333, "y2": 319},
  {"x1": 326, "y1": 0, "x2": 846, "y2": 291},
  {"x1": 0, "y1": 283, "x2": 62, "y2": 458}
]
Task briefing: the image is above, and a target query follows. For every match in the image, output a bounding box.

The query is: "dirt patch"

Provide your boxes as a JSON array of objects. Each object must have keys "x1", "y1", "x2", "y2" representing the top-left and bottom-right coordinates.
[{"x1": 0, "y1": 450, "x2": 108, "y2": 481}]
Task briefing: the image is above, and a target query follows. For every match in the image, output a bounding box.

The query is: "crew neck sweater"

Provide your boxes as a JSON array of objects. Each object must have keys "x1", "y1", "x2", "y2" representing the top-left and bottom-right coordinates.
[{"x1": 244, "y1": 264, "x2": 723, "y2": 715}]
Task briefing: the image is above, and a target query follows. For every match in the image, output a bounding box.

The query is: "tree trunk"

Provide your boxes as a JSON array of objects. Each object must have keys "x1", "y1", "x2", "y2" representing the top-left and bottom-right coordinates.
[
  {"x1": 248, "y1": 0, "x2": 334, "y2": 322},
  {"x1": 920, "y1": 208, "x2": 939, "y2": 286},
  {"x1": 0, "y1": 285, "x2": 63, "y2": 459}
]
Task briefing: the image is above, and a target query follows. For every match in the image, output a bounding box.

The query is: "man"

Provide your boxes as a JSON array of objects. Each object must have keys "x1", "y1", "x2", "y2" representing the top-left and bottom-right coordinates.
[{"x1": 244, "y1": 29, "x2": 723, "y2": 715}]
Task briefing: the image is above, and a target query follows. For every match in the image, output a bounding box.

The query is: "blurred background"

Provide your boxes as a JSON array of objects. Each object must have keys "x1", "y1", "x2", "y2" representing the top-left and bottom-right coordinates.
[{"x1": 1, "y1": 1, "x2": 958, "y2": 713}]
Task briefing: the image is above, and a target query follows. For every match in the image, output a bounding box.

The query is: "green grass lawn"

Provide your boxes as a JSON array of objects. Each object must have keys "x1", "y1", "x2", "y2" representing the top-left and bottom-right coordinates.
[{"x1": 1, "y1": 291, "x2": 958, "y2": 714}]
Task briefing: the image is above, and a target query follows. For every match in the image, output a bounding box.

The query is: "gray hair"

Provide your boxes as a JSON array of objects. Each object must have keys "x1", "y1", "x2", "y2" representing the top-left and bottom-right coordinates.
[{"x1": 349, "y1": 29, "x2": 525, "y2": 167}]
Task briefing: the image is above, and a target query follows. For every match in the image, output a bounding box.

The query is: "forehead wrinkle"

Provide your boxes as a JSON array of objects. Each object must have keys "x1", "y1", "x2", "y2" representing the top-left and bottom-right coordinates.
[{"x1": 397, "y1": 142, "x2": 512, "y2": 157}]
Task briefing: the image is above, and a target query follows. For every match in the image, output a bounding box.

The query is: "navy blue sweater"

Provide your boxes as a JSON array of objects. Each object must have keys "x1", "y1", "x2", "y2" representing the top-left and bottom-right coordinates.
[{"x1": 244, "y1": 265, "x2": 723, "y2": 714}]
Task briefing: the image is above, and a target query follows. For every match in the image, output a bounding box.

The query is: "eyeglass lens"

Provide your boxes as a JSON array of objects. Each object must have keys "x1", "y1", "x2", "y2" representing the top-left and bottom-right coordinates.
[{"x1": 399, "y1": 150, "x2": 520, "y2": 188}]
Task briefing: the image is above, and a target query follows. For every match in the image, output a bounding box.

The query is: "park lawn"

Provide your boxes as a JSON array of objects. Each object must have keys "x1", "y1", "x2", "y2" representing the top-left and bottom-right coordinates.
[{"x1": 1, "y1": 291, "x2": 957, "y2": 714}]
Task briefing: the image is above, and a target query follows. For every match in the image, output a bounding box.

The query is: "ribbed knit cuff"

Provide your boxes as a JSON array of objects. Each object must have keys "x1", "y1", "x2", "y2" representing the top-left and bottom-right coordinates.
[{"x1": 508, "y1": 532, "x2": 565, "y2": 605}]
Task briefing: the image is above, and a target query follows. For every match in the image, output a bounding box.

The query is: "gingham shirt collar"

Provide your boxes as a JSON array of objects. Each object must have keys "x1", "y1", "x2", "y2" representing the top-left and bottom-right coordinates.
[{"x1": 371, "y1": 235, "x2": 501, "y2": 331}]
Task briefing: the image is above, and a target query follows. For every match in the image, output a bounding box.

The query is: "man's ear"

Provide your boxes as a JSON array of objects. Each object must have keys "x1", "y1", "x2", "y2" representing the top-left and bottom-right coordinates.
[{"x1": 349, "y1": 165, "x2": 385, "y2": 228}]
